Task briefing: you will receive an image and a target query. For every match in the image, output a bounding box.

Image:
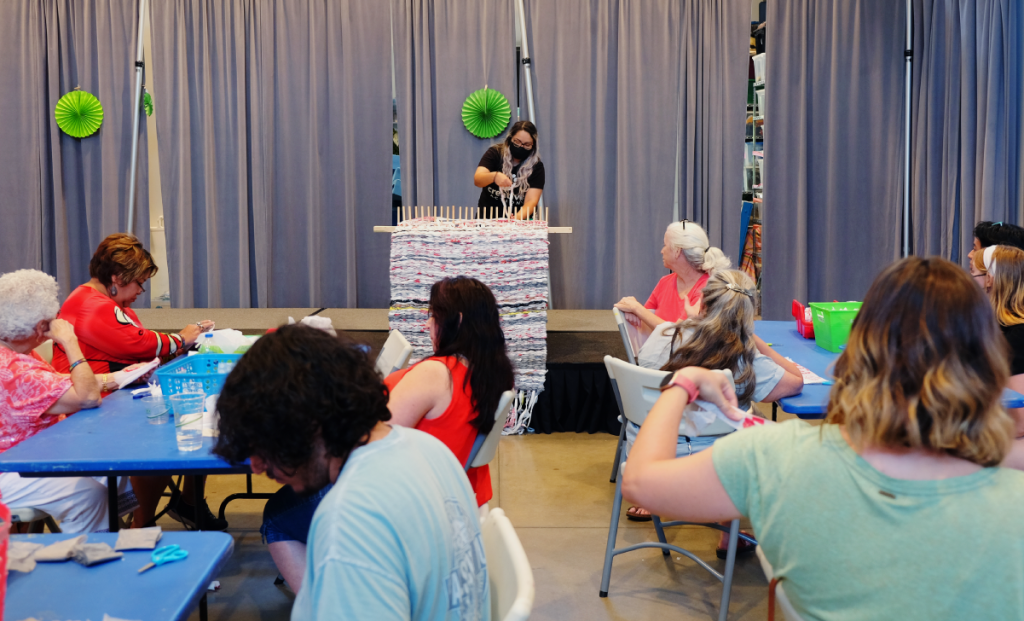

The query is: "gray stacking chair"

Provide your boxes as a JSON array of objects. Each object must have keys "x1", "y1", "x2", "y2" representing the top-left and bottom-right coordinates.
[
  {"x1": 600, "y1": 355, "x2": 747, "y2": 621},
  {"x1": 466, "y1": 390, "x2": 516, "y2": 470}
]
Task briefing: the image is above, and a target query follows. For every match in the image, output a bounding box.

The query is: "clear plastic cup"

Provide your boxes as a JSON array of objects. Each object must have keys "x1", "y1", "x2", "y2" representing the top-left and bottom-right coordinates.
[
  {"x1": 170, "y1": 393, "x2": 205, "y2": 452},
  {"x1": 142, "y1": 395, "x2": 170, "y2": 425}
]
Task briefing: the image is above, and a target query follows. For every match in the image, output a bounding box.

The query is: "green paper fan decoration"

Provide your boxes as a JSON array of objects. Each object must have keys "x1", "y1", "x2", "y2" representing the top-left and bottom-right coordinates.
[
  {"x1": 54, "y1": 90, "x2": 104, "y2": 138},
  {"x1": 462, "y1": 88, "x2": 510, "y2": 139},
  {"x1": 143, "y1": 90, "x2": 154, "y2": 117}
]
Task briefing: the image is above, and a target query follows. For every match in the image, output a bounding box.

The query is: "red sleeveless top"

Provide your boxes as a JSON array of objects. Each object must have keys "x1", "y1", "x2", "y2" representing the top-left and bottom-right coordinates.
[{"x1": 385, "y1": 356, "x2": 492, "y2": 506}]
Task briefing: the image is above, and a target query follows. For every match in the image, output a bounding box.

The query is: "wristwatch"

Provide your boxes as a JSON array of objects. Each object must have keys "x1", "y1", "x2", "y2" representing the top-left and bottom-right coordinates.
[{"x1": 659, "y1": 371, "x2": 699, "y2": 404}]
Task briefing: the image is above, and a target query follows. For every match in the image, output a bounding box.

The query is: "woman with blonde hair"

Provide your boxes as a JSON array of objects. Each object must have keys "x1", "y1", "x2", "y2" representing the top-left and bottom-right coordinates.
[
  {"x1": 624, "y1": 257, "x2": 1024, "y2": 620},
  {"x1": 983, "y1": 244, "x2": 1024, "y2": 438},
  {"x1": 615, "y1": 220, "x2": 731, "y2": 336},
  {"x1": 623, "y1": 270, "x2": 802, "y2": 556}
]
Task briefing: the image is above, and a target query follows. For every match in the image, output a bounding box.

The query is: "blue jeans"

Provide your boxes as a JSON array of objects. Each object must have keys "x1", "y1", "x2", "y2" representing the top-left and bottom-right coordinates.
[
  {"x1": 260, "y1": 484, "x2": 332, "y2": 545},
  {"x1": 624, "y1": 421, "x2": 721, "y2": 458}
]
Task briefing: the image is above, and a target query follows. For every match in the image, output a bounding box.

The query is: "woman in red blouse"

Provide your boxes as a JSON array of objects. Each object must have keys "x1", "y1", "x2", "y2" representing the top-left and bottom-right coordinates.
[
  {"x1": 0, "y1": 269, "x2": 121, "y2": 532},
  {"x1": 386, "y1": 276, "x2": 516, "y2": 506},
  {"x1": 614, "y1": 220, "x2": 732, "y2": 337},
  {"x1": 51, "y1": 233, "x2": 222, "y2": 530}
]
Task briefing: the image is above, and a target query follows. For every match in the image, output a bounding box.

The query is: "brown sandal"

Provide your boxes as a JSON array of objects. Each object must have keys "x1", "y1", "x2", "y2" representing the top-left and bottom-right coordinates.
[{"x1": 626, "y1": 505, "x2": 653, "y2": 522}]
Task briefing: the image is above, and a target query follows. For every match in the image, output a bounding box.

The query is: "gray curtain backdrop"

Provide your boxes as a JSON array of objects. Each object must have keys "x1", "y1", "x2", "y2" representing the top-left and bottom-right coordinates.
[
  {"x1": 910, "y1": 0, "x2": 1023, "y2": 262},
  {"x1": 151, "y1": 0, "x2": 392, "y2": 308},
  {"x1": 0, "y1": 0, "x2": 149, "y2": 303},
  {"x1": 524, "y1": 0, "x2": 748, "y2": 309},
  {"x1": 391, "y1": 0, "x2": 516, "y2": 208},
  {"x1": 762, "y1": 0, "x2": 905, "y2": 320}
]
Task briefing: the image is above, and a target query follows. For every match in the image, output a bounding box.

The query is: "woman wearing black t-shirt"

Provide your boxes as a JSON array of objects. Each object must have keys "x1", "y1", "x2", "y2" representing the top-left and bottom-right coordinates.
[
  {"x1": 473, "y1": 120, "x2": 545, "y2": 219},
  {"x1": 985, "y1": 244, "x2": 1024, "y2": 438}
]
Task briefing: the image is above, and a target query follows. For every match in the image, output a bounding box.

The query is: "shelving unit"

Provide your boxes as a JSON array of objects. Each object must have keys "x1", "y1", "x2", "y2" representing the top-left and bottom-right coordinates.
[{"x1": 741, "y1": 29, "x2": 765, "y2": 314}]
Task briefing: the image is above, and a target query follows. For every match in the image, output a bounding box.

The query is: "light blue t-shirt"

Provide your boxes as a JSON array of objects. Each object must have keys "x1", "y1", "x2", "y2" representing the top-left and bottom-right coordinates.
[
  {"x1": 292, "y1": 425, "x2": 490, "y2": 621},
  {"x1": 714, "y1": 421, "x2": 1024, "y2": 621}
]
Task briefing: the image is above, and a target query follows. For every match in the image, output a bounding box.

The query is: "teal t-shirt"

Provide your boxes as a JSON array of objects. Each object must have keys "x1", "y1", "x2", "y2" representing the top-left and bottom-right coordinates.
[
  {"x1": 713, "y1": 420, "x2": 1024, "y2": 621},
  {"x1": 292, "y1": 426, "x2": 490, "y2": 621}
]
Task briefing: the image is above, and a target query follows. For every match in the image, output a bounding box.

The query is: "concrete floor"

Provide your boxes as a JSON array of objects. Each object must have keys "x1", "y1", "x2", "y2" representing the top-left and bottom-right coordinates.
[{"x1": 175, "y1": 406, "x2": 795, "y2": 621}]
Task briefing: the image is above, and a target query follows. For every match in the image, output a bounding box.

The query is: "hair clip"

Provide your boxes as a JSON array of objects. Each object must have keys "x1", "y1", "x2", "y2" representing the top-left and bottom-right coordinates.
[{"x1": 725, "y1": 283, "x2": 754, "y2": 298}]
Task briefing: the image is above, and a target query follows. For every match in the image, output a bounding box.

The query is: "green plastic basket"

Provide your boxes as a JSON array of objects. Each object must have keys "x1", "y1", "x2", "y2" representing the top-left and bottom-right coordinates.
[{"x1": 809, "y1": 302, "x2": 863, "y2": 353}]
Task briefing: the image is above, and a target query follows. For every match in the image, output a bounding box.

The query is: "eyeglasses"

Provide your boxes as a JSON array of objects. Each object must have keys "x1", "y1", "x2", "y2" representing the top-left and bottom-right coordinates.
[{"x1": 511, "y1": 139, "x2": 534, "y2": 150}]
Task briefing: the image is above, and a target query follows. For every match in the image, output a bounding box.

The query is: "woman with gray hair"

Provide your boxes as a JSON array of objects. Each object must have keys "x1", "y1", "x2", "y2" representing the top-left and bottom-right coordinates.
[
  {"x1": 615, "y1": 220, "x2": 732, "y2": 337},
  {"x1": 0, "y1": 269, "x2": 127, "y2": 532}
]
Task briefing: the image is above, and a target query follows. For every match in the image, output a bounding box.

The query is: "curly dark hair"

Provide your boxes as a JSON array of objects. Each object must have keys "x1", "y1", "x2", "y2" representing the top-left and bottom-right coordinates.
[
  {"x1": 213, "y1": 324, "x2": 392, "y2": 470},
  {"x1": 430, "y1": 277, "x2": 515, "y2": 434},
  {"x1": 89, "y1": 233, "x2": 158, "y2": 287}
]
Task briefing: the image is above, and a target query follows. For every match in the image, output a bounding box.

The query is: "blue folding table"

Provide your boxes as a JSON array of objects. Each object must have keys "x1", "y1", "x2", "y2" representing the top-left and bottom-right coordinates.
[
  {"x1": 6, "y1": 531, "x2": 233, "y2": 621},
  {"x1": 0, "y1": 391, "x2": 267, "y2": 531},
  {"x1": 754, "y1": 320, "x2": 1024, "y2": 419}
]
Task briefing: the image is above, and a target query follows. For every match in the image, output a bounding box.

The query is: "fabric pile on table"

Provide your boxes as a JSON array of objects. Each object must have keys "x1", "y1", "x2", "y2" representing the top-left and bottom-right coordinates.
[{"x1": 388, "y1": 217, "x2": 549, "y2": 433}]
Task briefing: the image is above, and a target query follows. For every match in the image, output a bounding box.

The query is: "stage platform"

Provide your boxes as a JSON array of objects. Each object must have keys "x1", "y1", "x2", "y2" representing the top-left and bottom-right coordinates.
[{"x1": 134, "y1": 309, "x2": 625, "y2": 434}]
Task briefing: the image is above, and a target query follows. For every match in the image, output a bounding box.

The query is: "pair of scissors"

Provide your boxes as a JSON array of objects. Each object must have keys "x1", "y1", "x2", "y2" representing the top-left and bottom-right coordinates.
[{"x1": 138, "y1": 544, "x2": 188, "y2": 574}]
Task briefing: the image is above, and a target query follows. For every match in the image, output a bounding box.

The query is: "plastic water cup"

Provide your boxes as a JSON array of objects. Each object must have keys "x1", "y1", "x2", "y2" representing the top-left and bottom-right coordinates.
[
  {"x1": 142, "y1": 395, "x2": 170, "y2": 425},
  {"x1": 170, "y1": 393, "x2": 205, "y2": 452}
]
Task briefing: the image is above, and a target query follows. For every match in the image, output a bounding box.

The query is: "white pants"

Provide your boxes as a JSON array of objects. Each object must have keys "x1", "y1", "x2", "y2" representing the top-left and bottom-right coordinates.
[{"x1": 0, "y1": 473, "x2": 135, "y2": 533}]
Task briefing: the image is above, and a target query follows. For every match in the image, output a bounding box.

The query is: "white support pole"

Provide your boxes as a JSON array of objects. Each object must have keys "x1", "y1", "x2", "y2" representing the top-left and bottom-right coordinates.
[
  {"x1": 127, "y1": 0, "x2": 147, "y2": 235},
  {"x1": 902, "y1": 0, "x2": 912, "y2": 257}
]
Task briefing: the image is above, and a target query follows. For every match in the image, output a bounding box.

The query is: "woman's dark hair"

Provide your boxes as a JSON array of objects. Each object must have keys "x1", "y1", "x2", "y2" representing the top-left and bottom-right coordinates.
[
  {"x1": 89, "y1": 233, "x2": 158, "y2": 287},
  {"x1": 502, "y1": 120, "x2": 538, "y2": 151},
  {"x1": 429, "y1": 277, "x2": 515, "y2": 434},
  {"x1": 213, "y1": 325, "x2": 392, "y2": 470},
  {"x1": 974, "y1": 221, "x2": 1024, "y2": 251}
]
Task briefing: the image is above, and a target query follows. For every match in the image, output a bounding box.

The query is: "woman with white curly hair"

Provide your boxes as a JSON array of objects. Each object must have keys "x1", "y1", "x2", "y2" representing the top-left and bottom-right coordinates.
[
  {"x1": 0, "y1": 269, "x2": 127, "y2": 532},
  {"x1": 615, "y1": 220, "x2": 732, "y2": 337}
]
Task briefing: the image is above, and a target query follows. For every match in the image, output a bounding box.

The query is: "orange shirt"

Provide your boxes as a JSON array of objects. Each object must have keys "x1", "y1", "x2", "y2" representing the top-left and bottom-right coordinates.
[{"x1": 385, "y1": 356, "x2": 492, "y2": 506}]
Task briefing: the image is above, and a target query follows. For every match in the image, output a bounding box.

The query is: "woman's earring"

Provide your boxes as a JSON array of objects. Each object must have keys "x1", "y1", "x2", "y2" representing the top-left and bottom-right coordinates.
[{"x1": 109, "y1": 285, "x2": 118, "y2": 296}]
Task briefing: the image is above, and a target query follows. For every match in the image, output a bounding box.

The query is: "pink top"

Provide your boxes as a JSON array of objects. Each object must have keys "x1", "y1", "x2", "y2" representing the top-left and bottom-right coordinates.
[
  {"x1": 645, "y1": 272, "x2": 711, "y2": 323},
  {"x1": 0, "y1": 347, "x2": 71, "y2": 453}
]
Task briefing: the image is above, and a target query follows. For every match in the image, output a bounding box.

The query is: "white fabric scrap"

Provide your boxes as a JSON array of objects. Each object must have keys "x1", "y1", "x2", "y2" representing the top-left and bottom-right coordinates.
[
  {"x1": 114, "y1": 526, "x2": 163, "y2": 551},
  {"x1": 8, "y1": 541, "x2": 44, "y2": 573}
]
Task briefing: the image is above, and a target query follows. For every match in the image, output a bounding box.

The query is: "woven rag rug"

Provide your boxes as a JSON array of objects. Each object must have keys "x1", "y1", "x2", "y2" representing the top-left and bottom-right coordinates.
[{"x1": 388, "y1": 217, "x2": 548, "y2": 434}]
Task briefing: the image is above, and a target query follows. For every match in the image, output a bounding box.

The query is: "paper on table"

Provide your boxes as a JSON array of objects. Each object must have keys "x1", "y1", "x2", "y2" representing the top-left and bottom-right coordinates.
[
  {"x1": 689, "y1": 400, "x2": 773, "y2": 432},
  {"x1": 113, "y1": 358, "x2": 160, "y2": 389},
  {"x1": 786, "y1": 357, "x2": 830, "y2": 384}
]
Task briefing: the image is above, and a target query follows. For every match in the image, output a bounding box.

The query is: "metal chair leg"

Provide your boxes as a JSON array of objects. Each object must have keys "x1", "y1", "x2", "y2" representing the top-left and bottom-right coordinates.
[
  {"x1": 651, "y1": 515, "x2": 671, "y2": 556},
  {"x1": 600, "y1": 463, "x2": 625, "y2": 596},
  {"x1": 717, "y1": 519, "x2": 740, "y2": 621},
  {"x1": 609, "y1": 419, "x2": 626, "y2": 482}
]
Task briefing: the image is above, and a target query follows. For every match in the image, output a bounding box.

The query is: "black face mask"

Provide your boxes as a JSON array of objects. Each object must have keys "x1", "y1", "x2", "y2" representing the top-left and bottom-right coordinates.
[{"x1": 509, "y1": 143, "x2": 532, "y2": 161}]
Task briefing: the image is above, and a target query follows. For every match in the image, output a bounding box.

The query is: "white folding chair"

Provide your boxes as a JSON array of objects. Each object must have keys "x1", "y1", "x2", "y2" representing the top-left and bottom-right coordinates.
[
  {"x1": 33, "y1": 339, "x2": 54, "y2": 364},
  {"x1": 375, "y1": 330, "x2": 413, "y2": 378},
  {"x1": 466, "y1": 391, "x2": 516, "y2": 470},
  {"x1": 612, "y1": 308, "x2": 641, "y2": 365},
  {"x1": 10, "y1": 507, "x2": 61, "y2": 533},
  {"x1": 608, "y1": 308, "x2": 643, "y2": 483},
  {"x1": 756, "y1": 547, "x2": 805, "y2": 621},
  {"x1": 481, "y1": 507, "x2": 534, "y2": 621},
  {"x1": 600, "y1": 355, "x2": 745, "y2": 621}
]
